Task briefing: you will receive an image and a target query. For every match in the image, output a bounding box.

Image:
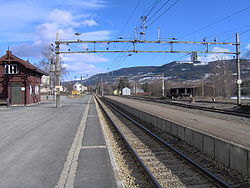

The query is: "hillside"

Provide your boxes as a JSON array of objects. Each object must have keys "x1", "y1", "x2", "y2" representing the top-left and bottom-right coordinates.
[{"x1": 83, "y1": 59, "x2": 250, "y2": 85}]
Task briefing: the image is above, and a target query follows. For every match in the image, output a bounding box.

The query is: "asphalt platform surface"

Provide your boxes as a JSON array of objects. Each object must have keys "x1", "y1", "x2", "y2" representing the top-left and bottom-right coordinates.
[{"x1": 0, "y1": 95, "x2": 116, "y2": 188}]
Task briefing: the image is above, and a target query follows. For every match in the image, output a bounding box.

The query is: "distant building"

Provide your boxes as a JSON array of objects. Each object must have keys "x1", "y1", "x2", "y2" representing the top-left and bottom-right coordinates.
[
  {"x1": 40, "y1": 75, "x2": 50, "y2": 94},
  {"x1": 191, "y1": 52, "x2": 201, "y2": 64},
  {"x1": 131, "y1": 88, "x2": 144, "y2": 94},
  {"x1": 170, "y1": 83, "x2": 214, "y2": 97},
  {"x1": 113, "y1": 89, "x2": 120, "y2": 95},
  {"x1": 191, "y1": 52, "x2": 198, "y2": 62},
  {"x1": 0, "y1": 50, "x2": 48, "y2": 105},
  {"x1": 73, "y1": 82, "x2": 87, "y2": 92},
  {"x1": 122, "y1": 87, "x2": 131, "y2": 95}
]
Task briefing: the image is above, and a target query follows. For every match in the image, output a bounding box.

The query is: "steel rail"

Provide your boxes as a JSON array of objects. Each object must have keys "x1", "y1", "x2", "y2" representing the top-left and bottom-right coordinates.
[
  {"x1": 94, "y1": 95, "x2": 163, "y2": 188},
  {"x1": 102, "y1": 96, "x2": 232, "y2": 188}
]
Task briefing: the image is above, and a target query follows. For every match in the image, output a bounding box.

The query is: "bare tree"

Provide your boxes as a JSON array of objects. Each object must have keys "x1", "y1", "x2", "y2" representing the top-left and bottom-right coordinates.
[
  {"x1": 35, "y1": 47, "x2": 68, "y2": 96},
  {"x1": 211, "y1": 60, "x2": 232, "y2": 98},
  {"x1": 36, "y1": 47, "x2": 67, "y2": 77},
  {"x1": 150, "y1": 80, "x2": 162, "y2": 97}
]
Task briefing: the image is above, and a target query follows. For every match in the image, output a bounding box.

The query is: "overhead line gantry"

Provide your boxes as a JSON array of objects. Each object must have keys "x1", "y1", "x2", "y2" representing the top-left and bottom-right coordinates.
[{"x1": 53, "y1": 33, "x2": 241, "y2": 108}]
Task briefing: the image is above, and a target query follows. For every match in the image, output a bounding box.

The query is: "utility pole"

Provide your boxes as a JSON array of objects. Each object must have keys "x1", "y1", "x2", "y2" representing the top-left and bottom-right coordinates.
[
  {"x1": 162, "y1": 73, "x2": 165, "y2": 97},
  {"x1": 55, "y1": 32, "x2": 61, "y2": 108},
  {"x1": 49, "y1": 58, "x2": 56, "y2": 97},
  {"x1": 140, "y1": 16, "x2": 147, "y2": 41},
  {"x1": 81, "y1": 76, "x2": 83, "y2": 95},
  {"x1": 157, "y1": 27, "x2": 161, "y2": 41},
  {"x1": 236, "y1": 33, "x2": 241, "y2": 105},
  {"x1": 101, "y1": 77, "x2": 103, "y2": 96},
  {"x1": 134, "y1": 81, "x2": 137, "y2": 95},
  {"x1": 201, "y1": 79, "x2": 204, "y2": 97}
]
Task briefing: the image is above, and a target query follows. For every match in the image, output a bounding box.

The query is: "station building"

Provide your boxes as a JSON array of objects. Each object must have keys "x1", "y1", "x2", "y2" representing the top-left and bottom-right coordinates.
[{"x1": 0, "y1": 50, "x2": 48, "y2": 105}]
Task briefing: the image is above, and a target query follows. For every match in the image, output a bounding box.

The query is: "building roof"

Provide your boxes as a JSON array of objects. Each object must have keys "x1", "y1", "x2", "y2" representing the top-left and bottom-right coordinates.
[
  {"x1": 171, "y1": 83, "x2": 213, "y2": 89},
  {"x1": 0, "y1": 50, "x2": 48, "y2": 75}
]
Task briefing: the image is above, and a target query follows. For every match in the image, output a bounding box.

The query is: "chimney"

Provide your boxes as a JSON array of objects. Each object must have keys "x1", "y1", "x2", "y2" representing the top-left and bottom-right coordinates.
[{"x1": 6, "y1": 50, "x2": 12, "y2": 58}]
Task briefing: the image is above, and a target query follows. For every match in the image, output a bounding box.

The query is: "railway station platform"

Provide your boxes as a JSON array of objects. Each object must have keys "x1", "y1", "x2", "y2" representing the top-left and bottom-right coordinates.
[
  {"x1": 0, "y1": 95, "x2": 117, "y2": 188},
  {"x1": 105, "y1": 95, "x2": 250, "y2": 177},
  {"x1": 73, "y1": 96, "x2": 117, "y2": 188},
  {"x1": 106, "y1": 96, "x2": 250, "y2": 148}
]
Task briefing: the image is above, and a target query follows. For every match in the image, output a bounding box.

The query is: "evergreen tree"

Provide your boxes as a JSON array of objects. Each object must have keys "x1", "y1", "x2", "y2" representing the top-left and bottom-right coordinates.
[
  {"x1": 142, "y1": 82, "x2": 150, "y2": 92},
  {"x1": 117, "y1": 77, "x2": 129, "y2": 90}
]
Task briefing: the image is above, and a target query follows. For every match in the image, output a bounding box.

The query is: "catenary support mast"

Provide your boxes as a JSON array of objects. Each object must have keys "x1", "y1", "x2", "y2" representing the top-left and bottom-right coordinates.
[{"x1": 236, "y1": 33, "x2": 241, "y2": 105}]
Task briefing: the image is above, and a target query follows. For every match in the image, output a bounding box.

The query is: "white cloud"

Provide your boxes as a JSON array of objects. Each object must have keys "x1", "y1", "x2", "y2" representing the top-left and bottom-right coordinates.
[
  {"x1": 60, "y1": 0, "x2": 106, "y2": 9},
  {"x1": 0, "y1": 1, "x2": 46, "y2": 32},
  {"x1": 62, "y1": 53, "x2": 108, "y2": 64},
  {"x1": 62, "y1": 53, "x2": 108, "y2": 75},
  {"x1": 0, "y1": 1, "x2": 110, "y2": 76},
  {"x1": 82, "y1": 19, "x2": 98, "y2": 27},
  {"x1": 212, "y1": 47, "x2": 230, "y2": 53},
  {"x1": 198, "y1": 47, "x2": 232, "y2": 62},
  {"x1": 80, "y1": 30, "x2": 112, "y2": 40},
  {"x1": 48, "y1": 9, "x2": 80, "y2": 28},
  {"x1": 246, "y1": 44, "x2": 250, "y2": 50},
  {"x1": 12, "y1": 7, "x2": 112, "y2": 58}
]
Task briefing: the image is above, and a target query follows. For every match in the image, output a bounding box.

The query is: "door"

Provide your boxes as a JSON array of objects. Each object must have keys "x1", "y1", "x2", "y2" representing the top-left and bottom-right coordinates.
[{"x1": 11, "y1": 83, "x2": 21, "y2": 105}]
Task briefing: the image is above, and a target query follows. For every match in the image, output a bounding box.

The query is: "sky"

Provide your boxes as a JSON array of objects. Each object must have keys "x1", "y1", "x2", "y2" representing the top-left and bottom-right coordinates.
[{"x1": 0, "y1": 0, "x2": 250, "y2": 80}]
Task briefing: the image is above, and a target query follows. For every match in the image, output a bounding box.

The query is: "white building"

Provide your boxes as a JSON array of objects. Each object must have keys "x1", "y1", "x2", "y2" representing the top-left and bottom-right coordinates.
[
  {"x1": 40, "y1": 75, "x2": 50, "y2": 93},
  {"x1": 122, "y1": 87, "x2": 131, "y2": 95},
  {"x1": 73, "y1": 82, "x2": 88, "y2": 92}
]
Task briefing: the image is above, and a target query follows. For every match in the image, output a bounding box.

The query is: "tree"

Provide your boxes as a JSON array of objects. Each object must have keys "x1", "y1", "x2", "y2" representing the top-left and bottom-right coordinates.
[
  {"x1": 210, "y1": 60, "x2": 232, "y2": 98},
  {"x1": 35, "y1": 47, "x2": 68, "y2": 95},
  {"x1": 149, "y1": 80, "x2": 162, "y2": 97},
  {"x1": 243, "y1": 50, "x2": 250, "y2": 59},
  {"x1": 35, "y1": 47, "x2": 68, "y2": 77},
  {"x1": 142, "y1": 82, "x2": 150, "y2": 92},
  {"x1": 117, "y1": 77, "x2": 129, "y2": 91}
]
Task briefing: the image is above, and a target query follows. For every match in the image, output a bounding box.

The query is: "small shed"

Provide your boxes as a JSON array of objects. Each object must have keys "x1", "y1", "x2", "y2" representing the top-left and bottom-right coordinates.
[
  {"x1": 0, "y1": 50, "x2": 48, "y2": 105},
  {"x1": 122, "y1": 87, "x2": 131, "y2": 95}
]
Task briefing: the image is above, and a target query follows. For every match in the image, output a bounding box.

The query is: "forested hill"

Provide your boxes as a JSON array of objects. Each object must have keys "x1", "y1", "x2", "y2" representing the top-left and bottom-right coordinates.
[{"x1": 83, "y1": 59, "x2": 250, "y2": 85}]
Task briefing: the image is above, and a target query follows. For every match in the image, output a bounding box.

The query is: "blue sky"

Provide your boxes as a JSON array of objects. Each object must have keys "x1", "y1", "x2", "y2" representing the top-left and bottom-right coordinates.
[{"x1": 0, "y1": 0, "x2": 250, "y2": 80}]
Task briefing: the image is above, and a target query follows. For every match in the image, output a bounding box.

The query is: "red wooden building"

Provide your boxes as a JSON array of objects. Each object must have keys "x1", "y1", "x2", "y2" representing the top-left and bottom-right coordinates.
[{"x1": 0, "y1": 50, "x2": 48, "y2": 106}]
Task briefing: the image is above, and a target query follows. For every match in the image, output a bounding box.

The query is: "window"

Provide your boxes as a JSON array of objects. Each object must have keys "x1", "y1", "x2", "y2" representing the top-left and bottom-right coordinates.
[
  {"x1": 4, "y1": 64, "x2": 18, "y2": 74},
  {"x1": 35, "y1": 86, "x2": 39, "y2": 94}
]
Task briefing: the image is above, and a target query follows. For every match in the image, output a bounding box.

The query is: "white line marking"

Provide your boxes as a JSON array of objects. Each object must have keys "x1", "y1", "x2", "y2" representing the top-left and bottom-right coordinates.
[
  {"x1": 55, "y1": 96, "x2": 92, "y2": 188},
  {"x1": 81, "y1": 145, "x2": 107, "y2": 149},
  {"x1": 94, "y1": 97, "x2": 123, "y2": 188}
]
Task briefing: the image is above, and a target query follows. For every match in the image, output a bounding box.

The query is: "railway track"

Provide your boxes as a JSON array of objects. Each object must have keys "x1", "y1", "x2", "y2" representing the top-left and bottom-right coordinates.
[
  {"x1": 95, "y1": 95, "x2": 232, "y2": 188},
  {"x1": 121, "y1": 95, "x2": 250, "y2": 118}
]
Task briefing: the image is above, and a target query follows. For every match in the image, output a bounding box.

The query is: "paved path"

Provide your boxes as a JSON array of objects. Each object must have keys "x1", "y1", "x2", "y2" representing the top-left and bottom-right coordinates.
[
  {"x1": 106, "y1": 96, "x2": 250, "y2": 149},
  {"x1": 0, "y1": 95, "x2": 116, "y2": 188}
]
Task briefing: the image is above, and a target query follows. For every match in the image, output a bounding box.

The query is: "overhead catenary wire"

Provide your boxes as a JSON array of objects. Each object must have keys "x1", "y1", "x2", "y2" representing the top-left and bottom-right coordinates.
[
  {"x1": 135, "y1": 0, "x2": 169, "y2": 37},
  {"x1": 221, "y1": 29, "x2": 250, "y2": 42},
  {"x1": 180, "y1": 6, "x2": 250, "y2": 39},
  {"x1": 108, "y1": 0, "x2": 165, "y2": 71},
  {"x1": 145, "y1": 0, "x2": 171, "y2": 24},
  {"x1": 118, "y1": 0, "x2": 142, "y2": 37},
  {"x1": 110, "y1": 0, "x2": 182, "y2": 70},
  {"x1": 147, "y1": 0, "x2": 181, "y2": 28},
  {"x1": 108, "y1": 0, "x2": 144, "y2": 71},
  {"x1": 204, "y1": 23, "x2": 250, "y2": 39},
  {"x1": 144, "y1": 0, "x2": 162, "y2": 17}
]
